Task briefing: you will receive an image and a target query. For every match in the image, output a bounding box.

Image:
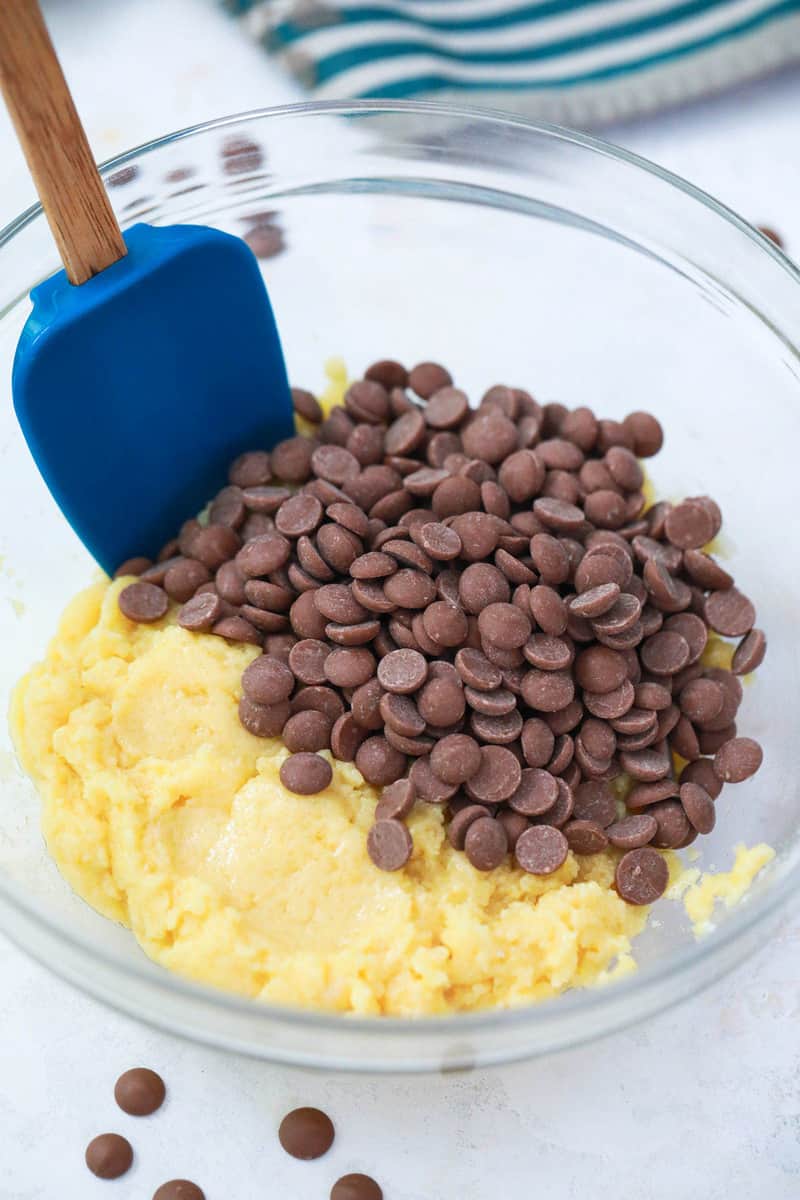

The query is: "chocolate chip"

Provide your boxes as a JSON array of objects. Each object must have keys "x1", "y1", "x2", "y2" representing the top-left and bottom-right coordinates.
[
  {"x1": 527, "y1": 591, "x2": 566, "y2": 642},
  {"x1": 466, "y1": 745, "x2": 521, "y2": 804},
  {"x1": 515, "y1": 825, "x2": 568, "y2": 875},
  {"x1": 417, "y1": 674, "x2": 465, "y2": 726},
  {"x1": 408, "y1": 361, "x2": 452, "y2": 399},
  {"x1": 572, "y1": 780, "x2": 616, "y2": 826},
  {"x1": 114, "y1": 1067, "x2": 165, "y2": 1116},
  {"x1": 330, "y1": 712, "x2": 367, "y2": 761},
  {"x1": 478, "y1": 602, "x2": 531, "y2": 650},
  {"x1": 623, "y1": 411, "x2": 663, "y2": 457},
  {"x1": 356, "y1": 736, "x2": 407, "y2": 786},
  {"x1": 650, "y1": 799, "x2": 692, "y2": 848},
  {"x1": 680, "y1": 782, "x2": 716, "y2": 834},
  {"x1": 375, "y1": 777, "x2": 416, "y2": 820},
  {"x1": 291, "y1": 685, "x2": 345, "y2": 721},
  {"x1": 275, "y1": 493, "x2": 323, "y2": 538},
  {"x1": 152, "y1": 1182, "x2": 205, "y2": 1200},
  {"x1": 383, "y1": 568, "x2": 436, "y2": 609},
  {"x1": 569, "y1": 582, "x2": 620, "y2": 619},
  {"x1": 287, "y1": 638, "x2": 329, "y2": 686},
  {"x1": 664, "y1": 500, "x2": 715, "y2": 550},
  {"x1": 430, "y1": 733, "x2": 482, "y2": 784},
  {"x1": 368, "y1": 819, "x2": 413, "y2": 870},
  {"x1": 85, "y1": 1134, "x2": 133, "y2": 1179},
  {"x1": 163, "y1": 559, "x2": 212, "y2": 602},
  {"x1": 508, "y1": 767, "x2": 558, "y2": 816},
  {"x1": 445, "y1": 804, "x2": 487, "y2": 849},
  {"x1": 758, "y1": 224, "x2": 784, "y2": 247},
  {"x1": 683, "y1": 549, "x2": 733, "y2": 590},
  {"x1": 583, "y1": 679, "x2": 635, "y2": 720},
  {"x1": 640, "y1": 630, "x2": 690, "y2": 676},
  {"x1": 732, "y1": 628, "x2": 767, "y2": 675},
  {"x1": 607, "y1": 813, "x2": 657, "y2": 849},
  {"x1": 679, "y1": 678, "x2": 724, "y2": 724},
  {"x1": 425, "y1": 386, "x2": 469, "y2": 428},
  {"x1": 282, "y1": 710, "x2": 332, "y2": 753},
  {"x1": 114, "y1": 555, "x2": 152, "y2": 578},
  {"x1": 458, "y1": 514, "x2": 504, "y2": 564},
  {"x1": 465, "y1": 686, "x2": 516, "y2": 716},
  {"x1": 579, "y1": 717, "x2": 616, "y2": 760},
  {"x1": 377, "y1": 648, "x2": 428, "y2": 694},
  {"x1": 423, "y1": 601, "x2": 469, "y2": 648},
  {"x1": 177, "y1": 591, "x2": 223, "y2": 631},
  {"x1": 279, "y1": 752, "x2": 333, "y2": 794},
  {"x1": 662, "y1": 612, "x2": 708, "y2": 664},
  {"x1": 705, "y1": 588, "x2": 756, "y2": 637},
  {"x1": 533, "y1": 496, "x2": 585, "y2": 532},
  {"x1": 521, "y1": 668, "x2": 575, "y2": 712},
  {"x1": 574, "y1": 645, "x2": 627, "y2": 694},
  {"x1": 520, "y1": 718, "x2": 556, "y2": 767},
  {"x1": 328, "y1": 502, "x2": 370, "y2": 539},
  {"x1": 620, "y1": 745, "x2": 672, "y2": 782},
  {"x1": 229, "y1": 450, "x2": 272, "y2": 488},
  {"x1": 455, "y1": 646, "x2": 503, "y2": 692},
  {"x1": 564, "y1": 819, "x2": 609, "y2": 854},
  {"x1": 380, "y1": 692, "x2": 425, "y2": 738},
  {"x1": 458, "y1": 562, "x2": 511, "y2": 614},
  {"x1": 324, "y1": 647, "x2": 376, "y2": 688},
  {"x1": 118, "y1": 581, "x2": 168, "y2": 623},
  {"x1": 292, "y1": 387, "x2": 323, "y2": 424},
  {"x1": 279, "y1": 1107, "x2": 335, "y2": 1159},
  {"x1": 236, "y1": 533, "x2": 291, "y2": 578},
  {"x1": 239, "y1": 696, "x2": 290, "y2": 737},
  {"x1": 242, "y1": 655, "x2": 294, "y2": 704},
  {"x1": 461, "y1": 409, "x2": 518, "y2": 465},
  {"x1": 615, "y1": 847, "x2": 668, "y2": 904},
  {"x1": 643, "y1": 559, "x2": 691, "y2": 613},
  {"x1": 464, "y1": 817, "x2": 508, "y2": 870},
  {"x1": 470, "y1": 708, "x2": 523, "y2": 744},
  {"x1": 714, "y1": 736, "x2": 763, "y2": 783},
  {"x1": 331, "y1": 1173, "x2": 383, "y2": 1200}
]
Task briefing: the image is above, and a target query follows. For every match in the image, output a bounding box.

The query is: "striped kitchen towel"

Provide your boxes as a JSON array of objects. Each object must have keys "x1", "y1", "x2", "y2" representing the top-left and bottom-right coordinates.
[{"x1": 224, "y1": 0, "x2": 800, "y2": 125}]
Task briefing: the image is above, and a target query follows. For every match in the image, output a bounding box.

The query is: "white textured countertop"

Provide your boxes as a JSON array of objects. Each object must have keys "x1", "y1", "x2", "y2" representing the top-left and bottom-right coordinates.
[{"x1": 1, "y1": 3, "x2": 799, "y2": 1197}]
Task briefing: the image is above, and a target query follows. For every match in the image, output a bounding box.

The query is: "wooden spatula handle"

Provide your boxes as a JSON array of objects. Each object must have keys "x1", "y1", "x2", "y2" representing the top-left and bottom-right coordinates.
[{"x1": 0, "y1": 0, "x2": 127, "y2": 285}]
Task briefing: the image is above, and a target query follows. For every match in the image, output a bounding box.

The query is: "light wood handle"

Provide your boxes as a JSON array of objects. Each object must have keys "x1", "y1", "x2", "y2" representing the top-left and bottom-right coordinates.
[{"x1": 0, "y1": 0, "x2": 127, "y2": 285}]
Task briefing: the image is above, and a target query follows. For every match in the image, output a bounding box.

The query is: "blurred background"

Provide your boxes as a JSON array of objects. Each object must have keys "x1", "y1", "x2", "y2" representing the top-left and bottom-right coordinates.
[{"x1": 0, "y1": 0, "x2": 799, "y2": 252}]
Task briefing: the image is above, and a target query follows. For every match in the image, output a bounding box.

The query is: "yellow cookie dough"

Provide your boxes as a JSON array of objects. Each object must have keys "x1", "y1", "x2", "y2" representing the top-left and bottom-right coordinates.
[
  {"x1": 10, "y1": 578, "x2": 656, "y2": 1016},
  {"x1": 683, "y1": 843, "x2": 775, "y2": 933}
]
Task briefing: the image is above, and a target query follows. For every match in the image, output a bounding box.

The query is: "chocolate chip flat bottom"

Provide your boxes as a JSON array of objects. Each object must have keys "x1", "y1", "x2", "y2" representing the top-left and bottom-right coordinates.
[{"x1": 117, "y1": 360, "x2": 765, "y2": 903}]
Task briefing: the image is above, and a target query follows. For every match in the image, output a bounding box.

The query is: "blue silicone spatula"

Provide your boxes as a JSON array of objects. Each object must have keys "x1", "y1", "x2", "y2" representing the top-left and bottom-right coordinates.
[{"x1": 0, "y1": 0, "x2": 293, "y2": 575}]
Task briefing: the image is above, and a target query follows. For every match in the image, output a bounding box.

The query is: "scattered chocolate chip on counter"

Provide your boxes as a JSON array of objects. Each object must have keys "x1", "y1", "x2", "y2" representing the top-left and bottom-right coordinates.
[
  {"x1": 331, "y1": 1173, "x2": 384, "y2": 1200},
  {"x1": 244, "y1": 222, "x2": 286, "y2": 261},
  {"x1": 152, "y1": 1182, "x2": 205, "y2": 1200},
  {"x1": 85, "y1": 1133, "x2": 133, "y2": 1180},
  {"x1": 757, "y1": 225, "x2": 785, "y2": 248},
  {"x1": 117, "y1": 358, "x2": 767, "y2": 902},
  {"x1": 107, "y1": 164, "x2": 139, "y2": 188},
  {"x1": 114, "y1": 1066, "x2": 166, "y2": 1116},
  {"x1": 219, "y1": 134, "x2": 264, "y2": 175},
  {"x1": 279, "y1": 1107, "x2": 336, "y2": 1160}
]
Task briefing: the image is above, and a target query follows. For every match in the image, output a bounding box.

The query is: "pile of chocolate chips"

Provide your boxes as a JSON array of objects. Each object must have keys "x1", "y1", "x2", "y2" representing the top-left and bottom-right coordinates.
[{"x1": 117, "y1": 360, "x2": 766, "y2": 904}]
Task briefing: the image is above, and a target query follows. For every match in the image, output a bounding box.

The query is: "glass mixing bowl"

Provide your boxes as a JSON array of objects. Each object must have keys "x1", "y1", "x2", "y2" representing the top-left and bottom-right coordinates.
[{"x1": 0, "y1": 101, "x2": 798, "y2": 1072}]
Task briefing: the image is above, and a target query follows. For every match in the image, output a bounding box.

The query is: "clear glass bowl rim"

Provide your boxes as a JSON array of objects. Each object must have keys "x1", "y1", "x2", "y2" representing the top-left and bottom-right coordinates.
[{"x1": 1, "y1": 98, "x2": 798, "y2": 1047}]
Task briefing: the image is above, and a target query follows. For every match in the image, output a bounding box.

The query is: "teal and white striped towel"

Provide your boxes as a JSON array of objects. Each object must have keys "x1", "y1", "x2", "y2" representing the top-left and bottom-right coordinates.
[{"x1": 224, "y1": 0, "x2": 800, "y2": 125}]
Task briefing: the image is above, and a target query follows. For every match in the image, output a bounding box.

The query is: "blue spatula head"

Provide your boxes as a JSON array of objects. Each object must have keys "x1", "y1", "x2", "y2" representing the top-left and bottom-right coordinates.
[{"x1": 13, "y1": 222, "x2": 293, "y2": 575}]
